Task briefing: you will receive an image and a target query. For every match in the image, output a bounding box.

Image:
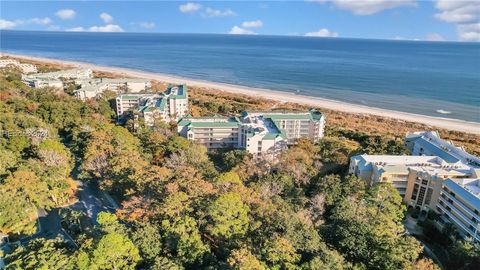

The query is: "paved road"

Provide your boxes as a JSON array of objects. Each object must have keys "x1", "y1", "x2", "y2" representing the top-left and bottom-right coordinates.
[{"x1": 70, "y1": 181, "x2": 116, "y2": 225}]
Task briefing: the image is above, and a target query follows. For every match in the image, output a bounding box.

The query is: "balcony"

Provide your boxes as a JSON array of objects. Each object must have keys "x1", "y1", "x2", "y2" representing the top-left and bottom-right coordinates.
[
  {"x1": 441, "y1": 191, "x2": 479, "y2": 222},
  {"x1": 438, "y1": 196, "x2": 479, "y2": 228},
  {"x1": 437, "y1": 203, "x2": 480, "y2": 241}
]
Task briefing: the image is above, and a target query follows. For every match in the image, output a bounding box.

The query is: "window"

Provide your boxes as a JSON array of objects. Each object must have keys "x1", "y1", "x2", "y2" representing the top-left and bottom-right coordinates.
[
  {"x1": 425, "y1": 188, "x2": 433, "y2": 205},
  {"x1": 412, "y1": 184, "x2": 419, "y2": 200},
  {"x1": 422, "y1": 179, "x2": 428, "y2": 185}
]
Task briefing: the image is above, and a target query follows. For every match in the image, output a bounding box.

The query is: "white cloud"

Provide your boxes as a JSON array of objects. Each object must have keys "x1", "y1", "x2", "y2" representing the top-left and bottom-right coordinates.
[
  {"x1": 0, "y1": 17, "x2": 52, "y2": 29},
  {"x1": 434, "y1": 1, "x2": 480, "y2": 42},
  {"x1": 309, "y1": 0, "x2": 416, "y2": 15},
  {"x1": 434, "y1": 0, "x2": 480, "y2": 23},
  {"x1": 305, "y1": 28, "x2": 339, "y2": 37},
  {"x1": 0, "y1": 19, "x2": 17, "y2": 29},
  {"x1": 424, "y1": 33, "x2": 446, "y2": 41},
  {"x1": 100, "y1": 12, "x2": 114, "y2": 23},
  {"x1": 67, "y1": 26, "x2": 86, "y2": 32},
  {"x1": 89, "y1": 24, "x2": 124, "y2": 32},
  {"x1": 228, "y1": 26, "x2": 257, "y2": 35},
  {"x1": 242, "y1": 20, "x2": 263, "y2": 28},
  {"x1": 29, "y1": 17, "x2": 52, "y2": 25},
  {"x1": 204, "y1": 7, "x2": 235, "y2": 17},
  {"x1": 66, "y1": 24, "x2": 124, "y2": 33},
  {"x1": 139, "y1": 22, "x2": 156, "y2": 29},
  {"x1": 458, "y1": 23, "x2": 480, "y2": 42},
  {"x1": 56, "y1": 9, "x2": 76, "y2": 20},
  {"x1": 179, "y1": 2, "x2": 202, "y2": 13}
]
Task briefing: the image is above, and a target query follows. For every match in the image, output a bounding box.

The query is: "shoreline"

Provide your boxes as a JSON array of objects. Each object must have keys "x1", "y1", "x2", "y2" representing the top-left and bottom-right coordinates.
[{"x1": 3, "y1": 52, "x2": 480, "y2": 134}]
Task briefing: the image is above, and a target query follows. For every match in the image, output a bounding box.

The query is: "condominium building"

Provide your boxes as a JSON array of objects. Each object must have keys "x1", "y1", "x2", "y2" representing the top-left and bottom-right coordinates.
[
  {"x1": 349, "y1": 155, "x2": 452, "y2": 198},
  {"x1": 22, "y1": 68, "x2": 93, "y2": 89},
  {"x1": 0, "y1": 59, "x2": 37, "y2": 73},
  {"x1": 406, "y1": 131, "x2": 480, "y2": 167},
  {"x1": 243, "y1": 110, "x2": 325, "y2": 144},
  {"x1": 74, "y1": 78, "x2": 151, "y2": 100},
  {"x1": 177, "y1": 114, "x2": 287, "y2": 155},
  {"x1": 164, "y1": 84, "x2": 189, "y2": 119},
  {"x1": 115, "y1": 84, "x2": 188, "y2": 124},
  {"x1": 404, "y1": 166, "x2": 474, "y2": 210},
  {"x1": 349, "y1": 130, "x2": 480, "y2": 242},
  {"x1": 436, "y1": 178, "x2": 480, "y2": 242},
  {"x1": 177, "y1": 110, "x2": 324, "y2": 156},
  {"x1": 178, "y1": 117, "x2": 243, "y2": 150}
]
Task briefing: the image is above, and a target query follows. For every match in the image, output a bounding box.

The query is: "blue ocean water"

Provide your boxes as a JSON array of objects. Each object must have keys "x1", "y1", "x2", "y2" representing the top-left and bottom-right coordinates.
[{"x1": 1, "y1": 30, "x2": 479, "y2": 122}]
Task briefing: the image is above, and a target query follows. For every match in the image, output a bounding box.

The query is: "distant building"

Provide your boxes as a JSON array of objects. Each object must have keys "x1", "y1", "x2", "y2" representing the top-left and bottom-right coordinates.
[
  {"x1": 177, "y1": 109, "x2": 324, "y2": 156},
  {"x1": 115, "y1": 84, "x2": 188, "y2": 124},
  {"x1": 349, "y1": 130, "x2": 480, "y2": 242},
  {"x1": 22, "y1": 68, "x2": 93, "y2": 89},
  {"x1": 0, "y1": 59, "x2": 37, "y2": 73},
  {"x1": 74, "y1": 78, "x2": 151, "y2": 100}
]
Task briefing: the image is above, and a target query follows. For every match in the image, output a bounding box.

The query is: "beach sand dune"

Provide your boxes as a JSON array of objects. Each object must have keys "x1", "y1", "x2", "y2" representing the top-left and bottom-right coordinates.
[{"x1": 3, "y1": 53, "x2": 479, "y2": 134}]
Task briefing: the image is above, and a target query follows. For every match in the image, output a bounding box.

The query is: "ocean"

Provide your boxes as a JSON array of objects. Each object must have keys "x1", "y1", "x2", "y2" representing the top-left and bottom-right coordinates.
[{"x1": 1, "y1": 30, "x2": 479, "y2": 123}]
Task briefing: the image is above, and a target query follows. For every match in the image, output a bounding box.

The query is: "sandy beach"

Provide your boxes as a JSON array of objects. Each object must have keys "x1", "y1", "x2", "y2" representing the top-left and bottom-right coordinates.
[{"x1": 3, "y1": 52, "x2": 480, "y2": 134}]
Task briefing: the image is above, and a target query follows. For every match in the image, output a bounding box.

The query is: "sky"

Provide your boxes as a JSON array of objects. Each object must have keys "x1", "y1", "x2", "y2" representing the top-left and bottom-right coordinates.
[{"x1": 0, "y1": 1, "x2": 479, "y2": 42}]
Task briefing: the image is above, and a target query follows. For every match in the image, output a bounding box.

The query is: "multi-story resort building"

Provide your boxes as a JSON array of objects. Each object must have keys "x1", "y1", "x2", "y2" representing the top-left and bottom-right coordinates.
[
  {"x1": 349, "y1": 131, "x2": 480, "y2": 242},
  {"x1": 349, "y1": 155, "x2": 454, "y2": 198},
  {"x1": 116, "y1": 84, "x2": 188, "y2": 124},
  {"x1": 177, "y1": 109, "x2": 324, "y2": 156},
  {"x1": 0, "y1": 59, "x2": 37, "y2": 73},
  {"x1": 406, "y1": 131, "x2": 480, "y2": 167},
  {"x1": 437, "y1": 178, "x2": 480, "y2": 242},
  {"x1": 241, "y1": 110, "x2": 325, "y2": 144},
  {"x1": 74, "y1": 78, "x2": 152, "y2": 100},
  {"x1": 22, "y1": 68, "x2": 93, "y2": 89}
]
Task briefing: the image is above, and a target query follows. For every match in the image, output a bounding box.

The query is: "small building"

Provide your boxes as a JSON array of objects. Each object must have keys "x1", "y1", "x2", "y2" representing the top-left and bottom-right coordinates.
[{"x1": 0, "y1": 59, "x2": 37, "y2": 73}]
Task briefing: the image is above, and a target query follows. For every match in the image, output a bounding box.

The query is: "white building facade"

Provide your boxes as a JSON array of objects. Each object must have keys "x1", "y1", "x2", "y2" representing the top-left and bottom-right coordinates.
[
  {"x1": 115, "y1": 84, "x2": 188, "y2": 124},
  {"x1": 0, "y1": 59, "x2": 37, "y2": 73}
]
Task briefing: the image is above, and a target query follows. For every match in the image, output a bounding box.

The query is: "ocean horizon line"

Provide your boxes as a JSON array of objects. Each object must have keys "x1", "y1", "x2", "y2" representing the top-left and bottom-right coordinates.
[{"x1": 1, "y1": 29, "x2": 477, "y2": 44}]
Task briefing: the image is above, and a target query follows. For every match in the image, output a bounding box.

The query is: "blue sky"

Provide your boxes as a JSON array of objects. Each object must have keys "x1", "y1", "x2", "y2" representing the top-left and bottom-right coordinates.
[{"x1": 1, "y1": 1, "x2": 479, "y2": 42}]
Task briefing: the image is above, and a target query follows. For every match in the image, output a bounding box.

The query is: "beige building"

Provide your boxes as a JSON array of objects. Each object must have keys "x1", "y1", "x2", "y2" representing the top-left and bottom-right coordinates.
[
  {"x1": 350, "y1": 131, "x2": 480, "y2": 242},
  {"x1": 349, "y1": 155, "x2": 452, "y2": 198}
]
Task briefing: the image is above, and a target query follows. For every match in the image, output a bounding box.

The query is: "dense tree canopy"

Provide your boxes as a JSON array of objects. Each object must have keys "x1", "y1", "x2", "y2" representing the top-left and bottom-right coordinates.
[{"x1": 2, "y1": 62, "x2": 474, "y2": 270}]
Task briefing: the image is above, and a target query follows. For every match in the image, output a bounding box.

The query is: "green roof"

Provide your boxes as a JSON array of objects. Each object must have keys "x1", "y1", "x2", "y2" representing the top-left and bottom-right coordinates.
[
  {"x1": 178, "y1": 117, "x2": 240, "y2": 128},
  {"x1": 167, "y1": 84, "x2": 188, "y2": 99}
]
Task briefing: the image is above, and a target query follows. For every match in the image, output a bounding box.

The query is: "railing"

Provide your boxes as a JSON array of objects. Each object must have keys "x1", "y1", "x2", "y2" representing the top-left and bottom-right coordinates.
[
  {"x1": 441, "y1": 191, "x2": 479, "y2": 221},
  {"x1": 437, "y1": 203, "x2": 480, "y2": 241}
]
